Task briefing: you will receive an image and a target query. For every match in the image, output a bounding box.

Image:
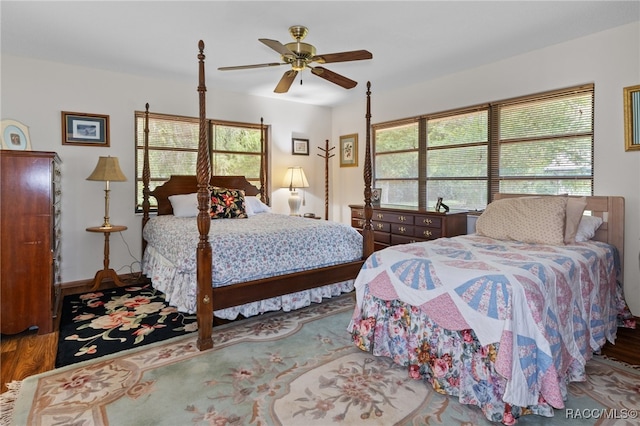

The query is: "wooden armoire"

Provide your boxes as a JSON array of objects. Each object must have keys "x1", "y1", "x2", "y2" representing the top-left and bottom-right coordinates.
[{"x1": 1, "y1": 150, "x2": 61, "y2": 335}]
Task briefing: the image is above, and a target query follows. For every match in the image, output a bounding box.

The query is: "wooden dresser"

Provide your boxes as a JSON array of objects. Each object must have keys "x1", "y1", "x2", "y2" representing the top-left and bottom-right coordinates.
[
  {"x1": 349, "y1": 204, "x2": 467, "y2": 251},
  {"x1": 1, "y1": 150, "x2": 61, "y2": 335}
]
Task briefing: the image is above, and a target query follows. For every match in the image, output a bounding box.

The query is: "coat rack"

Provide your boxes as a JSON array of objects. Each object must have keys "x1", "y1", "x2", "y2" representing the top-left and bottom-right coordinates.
[{"x1": 317, "y1": 139, "x2": 335, "y2": 220}]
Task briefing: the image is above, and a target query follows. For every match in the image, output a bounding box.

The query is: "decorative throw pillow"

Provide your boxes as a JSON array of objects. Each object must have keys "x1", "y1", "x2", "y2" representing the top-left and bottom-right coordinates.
[
  {"x1": 210, "y1": 187, "x2": 247, "y2": 219},
  {"x1": 476, "y1": 196, "x2": 567, "y2": 245},
  {"x1": 564, "y1": 196, "x2": 587, "y2": 244},
  {"x1": 168, "y1": 193, "x2": 199, "y2": 218}
]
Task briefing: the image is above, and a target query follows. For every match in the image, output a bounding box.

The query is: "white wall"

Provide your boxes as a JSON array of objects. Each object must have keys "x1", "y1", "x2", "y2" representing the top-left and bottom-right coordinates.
[
  {"x1": 1, "y1": 57, "x2": 332, "y2": 284},
  {"x1": 332, "y1": 22, "x2": 640, "y2": 315}
]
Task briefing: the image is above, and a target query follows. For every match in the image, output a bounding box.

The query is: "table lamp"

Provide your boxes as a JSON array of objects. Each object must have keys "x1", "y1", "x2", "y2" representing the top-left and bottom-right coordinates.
[
  {"x1": 282, "y1": 166, "x2": 309, "y2": 216},
  {"x1": 87, "y1": 156, "x2": 127, "y2": 228}
]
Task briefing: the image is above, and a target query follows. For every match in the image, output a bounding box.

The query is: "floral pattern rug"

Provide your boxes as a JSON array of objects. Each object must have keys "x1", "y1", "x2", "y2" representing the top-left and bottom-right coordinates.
[
  {"x1": 4, "y1": 294, "x2": 638, "y2": 426},
  {"x1": 56, "y1": 284, "x2": 197, "y2": 367}
]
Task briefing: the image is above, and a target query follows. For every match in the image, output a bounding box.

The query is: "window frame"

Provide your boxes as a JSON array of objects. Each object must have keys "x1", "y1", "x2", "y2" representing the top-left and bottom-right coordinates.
[
  {"x1": 134, "y1": 111, "x2": 269, "y2": 213},
  {"x1": 372, "y1": 84, "x2": 594, "y2": 209}
]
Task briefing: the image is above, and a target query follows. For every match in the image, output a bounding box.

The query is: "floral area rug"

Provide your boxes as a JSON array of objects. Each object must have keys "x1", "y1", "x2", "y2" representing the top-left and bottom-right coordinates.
[
  {"x1": 4, "y1": 294, "x2": 639, "y2": 426},
  {"x1": 55, "y1": 284, "x2": 197, "y2": 367}
]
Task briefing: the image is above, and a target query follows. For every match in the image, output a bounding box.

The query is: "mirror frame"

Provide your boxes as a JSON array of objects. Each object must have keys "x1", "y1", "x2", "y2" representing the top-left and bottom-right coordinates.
[{"x1": 623, "y1": 84, "x2": 640, "y2": 151}]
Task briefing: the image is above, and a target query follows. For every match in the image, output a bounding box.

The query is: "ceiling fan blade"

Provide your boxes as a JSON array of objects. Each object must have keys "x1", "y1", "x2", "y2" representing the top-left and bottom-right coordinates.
[
  {"x1": 312, "y1": 50, "x2": 373, "y2": 64},
  {"x1": 259, "y1": 38, "x2": 294, "y2": 56},
  {"x1": 218, "y1": 62, "x2": 285, "y2": 71},
  {"x1": 274, "y1": 70, "x2": 298, "y2": 93},
  {"x1": 310, "y1": 67, "x2": 358, "y2": 89}
]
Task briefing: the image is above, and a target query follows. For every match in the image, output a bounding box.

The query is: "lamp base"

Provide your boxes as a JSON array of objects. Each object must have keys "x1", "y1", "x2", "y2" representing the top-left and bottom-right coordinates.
[{"x1": 288, "y1": 191, "x2": 302, "y2": 216}]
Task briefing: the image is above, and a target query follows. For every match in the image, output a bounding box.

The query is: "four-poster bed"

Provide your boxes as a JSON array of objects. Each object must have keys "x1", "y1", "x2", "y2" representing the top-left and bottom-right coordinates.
[{"x1": 141, "y1": 40, "x2": 376, "y2": 351}]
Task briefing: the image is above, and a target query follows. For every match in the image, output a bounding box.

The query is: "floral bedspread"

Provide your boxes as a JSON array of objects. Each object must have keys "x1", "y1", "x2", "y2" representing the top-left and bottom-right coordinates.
[
  {"x1": 349, "y1": 234, "x2": 633, "y2": 423},
  {"x1": 142, "y1": 213, "x2": 362, "y2": 319}
]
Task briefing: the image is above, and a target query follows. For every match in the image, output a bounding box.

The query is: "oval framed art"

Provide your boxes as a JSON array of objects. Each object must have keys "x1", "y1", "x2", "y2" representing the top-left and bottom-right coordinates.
[{"x1": 1, "y1": 119, "x2": 32, "y2": 151}]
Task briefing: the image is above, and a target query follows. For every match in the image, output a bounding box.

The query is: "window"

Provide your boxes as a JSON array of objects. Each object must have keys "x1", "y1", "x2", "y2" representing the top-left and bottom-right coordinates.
[
  {"x1": 134, "y1": 111, "x2": 268, "y2": 212},
  {"x1": 373, "y1": 84, "x2": 593, "y2": 210}
]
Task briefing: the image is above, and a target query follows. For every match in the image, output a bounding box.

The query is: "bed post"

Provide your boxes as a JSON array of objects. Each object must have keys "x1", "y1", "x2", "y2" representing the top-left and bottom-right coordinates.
[
  {"x1": 362, "y1": 82, "x2": 374, "y2": 258},
  {"x1": 196, "y1": 40, "x2": 213, "y2": 351},
  {"x1": 141, "y1": 103, "x2": 150, "y2": 254},
  {"x1": 259, "y1": 117, "x2": 270, "y2": 205}
]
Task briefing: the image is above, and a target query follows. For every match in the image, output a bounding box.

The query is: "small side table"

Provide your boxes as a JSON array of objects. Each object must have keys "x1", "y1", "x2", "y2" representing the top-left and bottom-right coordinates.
[{"x1": 86, "y1": 225, "x2": 127, "y2": 291}]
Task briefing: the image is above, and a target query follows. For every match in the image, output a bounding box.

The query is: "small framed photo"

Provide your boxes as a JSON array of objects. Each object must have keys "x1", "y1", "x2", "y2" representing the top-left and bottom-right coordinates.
[
  {"x1": 340, "y1": 133, "x2": 358, "y2": 167},
  {"x1": 292, "y1": 137, "x2": 309, "y2": 155},
  {"x1": 61, "y1": 111, "x2": 110, "y2": 146},
  {"x1": 372, "y1": 187, "x2": 382, "y2": 206},
  {"x1": 1, "y1": 119, "x2": 32, "y2": 150}
]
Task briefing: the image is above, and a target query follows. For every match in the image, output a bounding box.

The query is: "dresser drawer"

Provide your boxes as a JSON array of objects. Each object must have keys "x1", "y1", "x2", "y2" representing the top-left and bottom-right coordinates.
[
  {"x1": 351, "y1": 208, "x2": 364, "y2": 219},
  {"x1": 391, "y1": 223, "x2": 414, "y2": 236},
  {"x1": 416, "y1": 215, "x2": 441, "y2": 228},
  {"x1": 415, "y1": 226, "x2": 442, "y2": 240},
  {"x1": 374, "y1": 211, "x2": 414, "y2": 225},
  {"x1": 351, "y1": 218, "x2": 364, "y2": 229},
  {"x1": 391, "y1": 234, "x2": 422, "y2": 245},
  {"x1": 372, "y1": 221, "x2": 390, "y2": 232},
  {"x1": 374, "y1": 231, "x2": 391, "y2": 245}
]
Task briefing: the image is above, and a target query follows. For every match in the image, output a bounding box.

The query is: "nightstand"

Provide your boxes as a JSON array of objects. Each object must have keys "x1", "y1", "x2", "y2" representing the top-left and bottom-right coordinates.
[{"x1": 86, "y1": 225, "x2": 127, "y2": 290}]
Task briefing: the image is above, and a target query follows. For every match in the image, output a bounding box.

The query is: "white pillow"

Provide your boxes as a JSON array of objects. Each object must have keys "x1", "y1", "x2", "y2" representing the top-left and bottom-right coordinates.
[
  {"x1": 245, "y1": 196, "x2": 271, "y2": 216},
  {"x1": 564, "y1": 196, "x2": 587, "y2": 244},
  {"x1": 168, "y1": 193, "x2": 198, "y2": 217},
  {"x1": 575, "y1": 215, "x2": 603, "y2": 242}
]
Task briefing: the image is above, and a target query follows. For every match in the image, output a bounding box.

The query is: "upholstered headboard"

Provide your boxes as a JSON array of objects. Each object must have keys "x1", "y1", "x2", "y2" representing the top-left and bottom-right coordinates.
[{"x1": 494, "y1": 194, "x2": 625, "y2": 281}]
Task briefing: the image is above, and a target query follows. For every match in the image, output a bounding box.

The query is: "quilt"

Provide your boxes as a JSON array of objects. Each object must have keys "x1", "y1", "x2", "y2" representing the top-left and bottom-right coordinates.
[{"x1": 349, "y1": 234, "x2": 628, "y2": 422}]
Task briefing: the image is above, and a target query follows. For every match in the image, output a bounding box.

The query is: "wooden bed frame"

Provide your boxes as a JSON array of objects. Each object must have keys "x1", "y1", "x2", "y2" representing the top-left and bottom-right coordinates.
[{"x1": 141, "y1": 41, "x2": 375, "y2": 351}]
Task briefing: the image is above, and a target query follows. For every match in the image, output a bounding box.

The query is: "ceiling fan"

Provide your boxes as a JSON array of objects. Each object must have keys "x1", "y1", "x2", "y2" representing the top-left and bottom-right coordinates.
[{"x1": 218, "y1": 25, "x2": 373, "y2": 93}]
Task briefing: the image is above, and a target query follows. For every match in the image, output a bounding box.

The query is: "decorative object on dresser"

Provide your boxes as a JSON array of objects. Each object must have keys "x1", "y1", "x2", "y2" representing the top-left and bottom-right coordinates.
[
  {"x1": 339, "y1": 133, "x2": 358, "y2": 167},
  {"x1": 86, "y1": 156, "x2": 127, "y2": 228},
  {"x1": 623, "y1": 84, "x2": 640, "y2": 151},
  {"x1": 1, "y1": 119, "x2": 32, "y2": 150},
  {"x1": 61, "y1": 111, "x2": 110, "y2": 146},
  {"x1": 1, "y1": 150, "x2": 61, "y2": 335},
  {"x1": 291, "y1": 137, "x2": 309, "y2": 155},
  {"x1": 282, "y1": 166, "x2": 309, "y2": 216},
  {"x1": 349, "y1": 204, "x2": 467, "y2": 251}
]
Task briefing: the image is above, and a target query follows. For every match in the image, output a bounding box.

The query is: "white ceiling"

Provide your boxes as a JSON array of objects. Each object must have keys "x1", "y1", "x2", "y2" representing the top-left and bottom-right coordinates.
[{"x1": 2, "y1": 1, "x2": 639, "y2": 107}]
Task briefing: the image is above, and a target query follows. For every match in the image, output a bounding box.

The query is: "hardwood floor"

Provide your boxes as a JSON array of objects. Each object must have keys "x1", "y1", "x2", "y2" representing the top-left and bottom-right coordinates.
[{"x1": 2, "y1": 281, "x2": 639, "y2": 394}]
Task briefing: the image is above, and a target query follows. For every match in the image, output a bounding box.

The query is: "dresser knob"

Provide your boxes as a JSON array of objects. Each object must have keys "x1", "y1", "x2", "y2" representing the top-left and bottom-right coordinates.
[
  {"x1": 423, "y1": 230, "x2": 432, "y2": 237},
  {"x1": 377, "y1": 213, "x2": 384, "y2": 219},
  {"x1": 423, "y1": 218, "x2": 432, "y2": 224},
  {"x1": 398, "y1": 215, "x2": 406, "y2": 222},
  {"x1": 399, "y1": 226, "x2": 406, "y2": 234},
  {"x1": 376, "y1": 223, "x2": 383, "y2": 230}
]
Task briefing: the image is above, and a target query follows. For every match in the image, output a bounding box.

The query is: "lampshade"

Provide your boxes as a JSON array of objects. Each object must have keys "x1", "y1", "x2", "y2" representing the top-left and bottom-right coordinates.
[
  {"x1": 87, "y1": 156, "x2": 127, "y2": 228},
  {"x1": 87, "y1": 156, "x2": 127, "y2": 182},
  {"x1": 282, "y1": 166, "x2": 309, "y2": 190}
]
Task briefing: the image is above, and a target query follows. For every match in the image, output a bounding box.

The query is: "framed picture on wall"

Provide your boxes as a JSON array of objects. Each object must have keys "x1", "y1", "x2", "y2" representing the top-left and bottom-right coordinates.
[
  {"x1": 292, "y1": 137, "x2": 309, "y2": 155},
  {"x1": 61, "y1": 111, "x2": 110, "y2": 146},
  {"x1": 339, "y1": 133, "x2": 358, "y2": 167},
  {"x1": 1, "y1": 119, "x2": 32, "y2": 150},
  {"x1": 624, "y1": 84, "x2": 640, "y2": 151}
]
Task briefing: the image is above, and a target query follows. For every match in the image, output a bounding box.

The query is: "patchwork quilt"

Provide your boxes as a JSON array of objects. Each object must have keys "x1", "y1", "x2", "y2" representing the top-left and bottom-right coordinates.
[{"x1": 349, "y1": 234, "x2": 629, "y2": 422}]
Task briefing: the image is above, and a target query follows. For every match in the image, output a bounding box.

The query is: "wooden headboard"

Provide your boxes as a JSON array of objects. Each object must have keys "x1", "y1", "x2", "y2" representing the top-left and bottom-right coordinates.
[
  {"x1": 150, "y1": 175, "x2": 261, "y2": 216},
  {"x1": 494, "y1": 194, "x2": 625, "y2": 281}
]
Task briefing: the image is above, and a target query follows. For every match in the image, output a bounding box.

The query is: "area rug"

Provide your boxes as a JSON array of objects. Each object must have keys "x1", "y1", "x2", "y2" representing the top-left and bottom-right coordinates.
[
  {"x1": 4, "y1": 295, "x2": 639, "y2": 425},
  {"x1": 56, "y1": 284, "x2": 197, "y2": 367}
]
